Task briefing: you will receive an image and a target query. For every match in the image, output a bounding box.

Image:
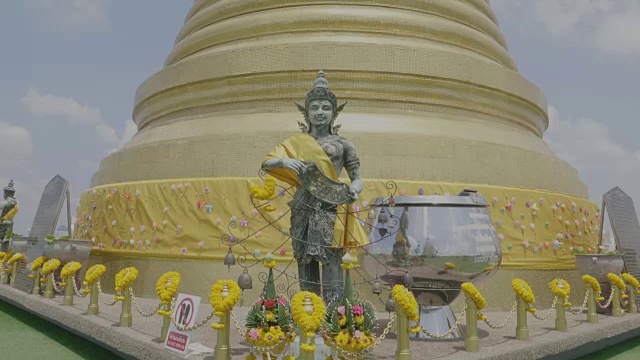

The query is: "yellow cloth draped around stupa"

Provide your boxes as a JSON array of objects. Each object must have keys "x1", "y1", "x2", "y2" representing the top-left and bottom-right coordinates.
[{"x1": 262, "y1": 133, "x2": 369, "y2": 250}]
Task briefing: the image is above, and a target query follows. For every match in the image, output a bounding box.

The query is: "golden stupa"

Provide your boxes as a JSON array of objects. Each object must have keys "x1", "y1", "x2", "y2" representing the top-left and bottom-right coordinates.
[{"x1": 77, "y1": 0, "x2": 600, "y2": 306}]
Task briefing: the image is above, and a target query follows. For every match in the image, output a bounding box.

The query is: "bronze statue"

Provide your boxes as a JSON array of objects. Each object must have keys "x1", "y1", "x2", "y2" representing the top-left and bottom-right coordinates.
[
  {"x1": 262, "y1": 71, "x2": 368, "y2": 301},
  {"x1": 0, "y1": 180, "x2": 18, "y2": 244}
]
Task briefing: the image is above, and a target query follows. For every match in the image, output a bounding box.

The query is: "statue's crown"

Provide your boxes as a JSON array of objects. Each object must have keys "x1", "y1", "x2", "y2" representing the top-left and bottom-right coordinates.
[
  {"x1": 304, "y1": 70, "x2": 337, "y2": 109},
  {"x1": 3, "y1": 180, "x2": 15, "y2": 192}
]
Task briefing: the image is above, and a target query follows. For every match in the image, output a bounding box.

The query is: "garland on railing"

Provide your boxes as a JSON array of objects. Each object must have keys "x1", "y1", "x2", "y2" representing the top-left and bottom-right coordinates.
[
  {"x1": 28, "y1": 256, "x2": 48, "y2": 278},
  {"x1": 391, "y1": 284, "x2": 421, "y2": 332},
  {"x1": 210, "y1": 280, "x2": 241, "y2": 329},
  {"x1": 608, "y1": 273, "x2": 628, "y2": 299},
  {"x1": 512, "y1": 278, "x2": 536, "y2": 313},
  {"x1": 114, "y1": 267, "x2": 138, "y2": 300},
  {"x1": 8, "y1": 253, "x2": 24, "y2": 265},
  {"x1": 156, "y1": 271, "x2": 181, "y2": 316},
  {"x1": 622, "y1": 273, "x2": 640, "y2": 295},
  {"x1": 549, "y1": 279, "x2": 572, "y2": 307},
  {"x1": 462, "y1": 282, "x2": 487, "y2": 320},
  {"x1": 582, "y1": 275, "x2": 605, "y2": 301},
  {"x1": 41, "y1": 259, "x2": 61, "y2": 278},
  {"x1": 291, "y1": 291, "x2": 325, "y2": 352},
  {"x1": 59, "y1": 261, "x2": 82, "y2": 286}
]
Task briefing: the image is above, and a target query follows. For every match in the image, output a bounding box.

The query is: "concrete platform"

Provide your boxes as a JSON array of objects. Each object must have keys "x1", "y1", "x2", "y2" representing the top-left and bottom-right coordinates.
[{"x1": 0, "y1": 284, "x2": 639, "y2": 359}]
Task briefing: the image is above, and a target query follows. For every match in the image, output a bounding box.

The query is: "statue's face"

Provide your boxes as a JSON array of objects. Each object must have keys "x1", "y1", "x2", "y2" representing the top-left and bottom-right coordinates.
[{"x1": 307, "y1": 99, "x2": 334, "y2": 130}]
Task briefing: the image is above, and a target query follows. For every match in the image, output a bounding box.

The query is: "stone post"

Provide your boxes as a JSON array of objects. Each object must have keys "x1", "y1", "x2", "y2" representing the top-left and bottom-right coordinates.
[
  {"x1": 516, "y1": 296, "x2": 529, "y2": 340},
  {"x1": 627, "y1": 286, "x2": 638, "y2": 314},
  {"x1": 88, "y1": 282, "x2": 100, "y2": 315},
  {"x1": 586, "y1": 288, "x2": 598, "y2": 323},
  {"x1": 119, "y1": 289, "x2": 133, "y2": 327},
  {"x1": 31, "y1": 274, "x2": 41, "y2": 295},
  {"x1": 44, "y1": 273, "x2": 54, "y2": 299},
  {"x1": 465, "y1": 297, "x2": 479, "y2": 352},
  {"x1": 63, "y1": 276, "x2": 74, "y2": 306},
  {"x1": 555, "y1": 297, "x2": 567, "y2": 332},
  {"x1": 214, "y1": 282, "x2": 231, "y2": 360},
  {"x1": 395, "y1": 301, "x2": 412, "y2": 360},
  {"x1": 612, "y1": 287, "x2": 623, "y2": 317}
]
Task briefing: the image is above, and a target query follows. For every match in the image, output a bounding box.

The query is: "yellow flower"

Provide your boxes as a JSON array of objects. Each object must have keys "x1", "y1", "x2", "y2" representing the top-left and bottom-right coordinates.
[
  {"x1": 264, "y1": 259, "x2": 277, "y2": 269},
  {"x1": 338, "y1": 316, "x2": 346, "y2": 326},
  {"x1": 266, "y1": 311, "x2": 275, "y2": 321},
  {"x1": 582, "y1": 275, "x2": 602, "y2": 295},
  {"x1": 1, "y1": 251, "x2": 13, "y2": 265},
  {"x1": 83, "y1": 264, "x2": 106, "y2": 287},
  {"x1": 209, "y1": 280, "x2": 241, "y2": 316},
  {"x1": 42, "y1": 259, "x2": 61, "y2": 276},
  {"x1": 391, "y1": 285, "x2": 419, "y2": 322},
  {"x1": 8, "y1": 253, "x2": 24, "y2": 265},
  {"x1": 245, "y1": 354, "x2": 256, "y2": 360},
  {"x1": 156, "y1": 271, "x2": 180, "y2": 304},
  {"x1": 549, "y1": 278, "x2": 571, "y2": 299},
  {"x1": 60, "y1": 261, "x2": 82, "y2": 279},
  {"x1": 291, "y1": 291, "x2": 325, "y2": 334},
  {"x1": 250, "y1": 178, "x2": 277, "y2": 201},
  {"x1": 622, "y1": 273, "x2": 640, "y2": 289},
  {"x1": 115, "y1": 267, "x2": 138, "y2": 292},
  {"x1": 461, "y1": 282, "x2": 486, "y2": 310},
  {"x1": 340, "y1": 263, "x2": 354, "y2": 270},
  {"x1": 30, "y1": 256, "x2": 48, "y2": 272},
  {"x1": 512, "y1": 278, "x2": 535, "y2": 304},
  {"x1": 355, "y1": 315, "x2": 364, "y2": 325},
  {"x1": 608, "y1": 273, "x2": 626, "y2": 291}
]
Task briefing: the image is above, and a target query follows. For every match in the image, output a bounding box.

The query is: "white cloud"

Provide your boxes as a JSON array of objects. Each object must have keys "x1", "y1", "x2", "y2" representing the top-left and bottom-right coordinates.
[
  {"x1": 0, "y1": 122, "x2": 34, "y2": 168},
  {"x1": 21, "y1": 88, "x2": 137, "y2": 151},
  {"x1": 24, "y1": 0, "x2": 111, "y2": 32},
  {"x1": 544, "y1": 105, "x2": 640, "y2": 216},
  {"x1": 21, "y1": 88, "x2": 103, "y2": 126},
  {"x1": 491, "y1": 0, "x2": 640, "y2": 58}
]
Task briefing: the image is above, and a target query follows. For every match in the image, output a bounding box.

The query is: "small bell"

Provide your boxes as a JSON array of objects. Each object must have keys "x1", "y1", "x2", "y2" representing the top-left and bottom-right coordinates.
[
  {"x1": 402, "y1": 271, "x2": 413, "y2": 287},
  {"x1": 238, "y1": 269, "x2": 253, "y2": 290},
  {"x1": 385, "y1": 294, "x2": 397, "y2": 313},
  {"x1": 223, "y1": 247, "x2": 236, "y2": 269},
  {"x1": 372, "y1": 276, "x2": 382, "y2": 295},
  {"x1": 377, "y1": 210, "x2": 388, "y2": 224}
]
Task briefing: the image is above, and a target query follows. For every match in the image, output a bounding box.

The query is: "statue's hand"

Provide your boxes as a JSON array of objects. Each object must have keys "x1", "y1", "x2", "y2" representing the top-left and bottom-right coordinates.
[
  {"x1": 280, "y1": 159, "x2": 306, "y2": 175},
  {"x1": 346, "y1": 188, "x2": 359, "y2": 204}
]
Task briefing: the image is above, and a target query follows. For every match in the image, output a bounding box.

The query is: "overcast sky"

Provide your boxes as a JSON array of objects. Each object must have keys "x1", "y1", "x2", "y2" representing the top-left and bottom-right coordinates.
[{"x1": 1, "y1": 0, "x2": 639, "y2": 234}]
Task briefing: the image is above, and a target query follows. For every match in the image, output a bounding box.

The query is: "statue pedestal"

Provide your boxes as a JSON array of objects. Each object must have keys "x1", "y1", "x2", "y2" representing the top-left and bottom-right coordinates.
[
  {"x1": 289, "y1": 332, "x2": 331, "y2": 359},
  {"x1": 412, "y1": 305, "x2": 463, "y2": 339}
]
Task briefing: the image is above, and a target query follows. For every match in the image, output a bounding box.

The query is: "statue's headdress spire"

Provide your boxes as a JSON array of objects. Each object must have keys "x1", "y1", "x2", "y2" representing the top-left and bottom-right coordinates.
[
  {"x1": 3, "y1": 180, "x2": 15, "y2": 193},
  {"x1": 295, "y1": 71, "x2": 347, "y2": 134}
]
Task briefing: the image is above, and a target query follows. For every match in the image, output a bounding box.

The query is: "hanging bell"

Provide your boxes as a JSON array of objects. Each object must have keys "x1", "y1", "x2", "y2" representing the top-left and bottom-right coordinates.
[
  {"x1": 372, "y1": 276, "x2": 382, "y2": 295},
  {"x1": 385, "y1": 294, "x2": 397, "y2": 313},
  {"x1": 377, "y1": 210, "x2": 388, "y2": 224},
  {"x1": 238, "y1": 269, "x2": 253, "y2": 290},
  {"x1": 402, "y1": 271, "x2": 413, "y2": 287},
  {"x1": 223, "y1": 247, "x2": 236, "y2": 269}
]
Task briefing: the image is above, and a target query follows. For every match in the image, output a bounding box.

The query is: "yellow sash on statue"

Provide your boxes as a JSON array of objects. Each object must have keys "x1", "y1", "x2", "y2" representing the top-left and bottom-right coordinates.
[
  {"x1": 0, "y1": 205, "x2": 18, "y2": 221},
  {"x1": 263, "y1": 133, "x2": 369, "y2": 249}
]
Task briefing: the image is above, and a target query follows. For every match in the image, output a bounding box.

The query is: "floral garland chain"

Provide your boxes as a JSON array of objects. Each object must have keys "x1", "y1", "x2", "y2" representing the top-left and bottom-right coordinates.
[
  {"x1": 291, "y1": 291, "x2": 326, "y2": 351},
  {"x1": 581, "y1": 275, "x2": 605, "y2": 301},
  {"x1": 210, "y1": 280, "x2": 241, "y2": 329},
  {"x1": 549, "y1": 279, "x2": 572, "y2": 307},
  {"x1": 59, "y1": 261, "x2": 82, "y2": 286},
  {"x1": 608, "y1": 273, "x2": 627, "y2": 299},
  {"x1": 461, "y1": 282, "x2": 486, "y2": 320},
  {"x1": 156, "y1": 271, "x2": 181, "y2": 305},
  {"x1": 622, "y1": 273, "x2": 640, "y2": 295},
  {"x1": 114, "y1": 267, "x2": 138, "y2": 300},
  {"x1": 82, "y1": 264, "x2": 106, "y2": 290},
  {"x1": 391, "y1": 285, "x2": 421, "y2": 333},
  {"x1": 8, "y1": 253, "x2": 24, "y2": 265},
  {"x1": 42, "y1": 259, "x2": 61, "y2": 277},
  {"x1": 28, "y1": 256, "x2": 48, "y2": 278},
  {"x1": 512, "y1": 278, "x2": 536, "y2": 313}
]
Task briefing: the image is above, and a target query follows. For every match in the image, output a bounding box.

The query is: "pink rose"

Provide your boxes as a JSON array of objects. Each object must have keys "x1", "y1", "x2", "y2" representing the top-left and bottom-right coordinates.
[
  {"x1": 352, "y1": 304, "x2": 364, "y2": 316},
  {"x1": 337, "y1": 306, "x2": 346, "y2": 315},
  {"x1": 249, "y1": 328, "x2": 260, "y2": 340}
]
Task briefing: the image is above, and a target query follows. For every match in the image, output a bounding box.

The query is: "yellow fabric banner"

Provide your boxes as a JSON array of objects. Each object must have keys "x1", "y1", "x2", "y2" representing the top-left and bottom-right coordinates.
[
  {"x1": 262, "y1": 133, "x2": 369, "y2": 249},
  {"x1": 75, "y1": 178, "x2": 600, "y2": 270}
]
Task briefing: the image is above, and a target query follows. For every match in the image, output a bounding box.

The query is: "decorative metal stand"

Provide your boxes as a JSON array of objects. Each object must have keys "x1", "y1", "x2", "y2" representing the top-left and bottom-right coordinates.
[
  {"x1": 516, "y1": 297, "x2": 529, "y2": 340},
  {"x1": 44, "y1": 273, "x2": 54, "y2": 299},
  {"x1": 555, "y1": 301, "x2": 567, "y2": 332},
  {"x1": 119, "y1": 289, "x2": 133, "y2": 327},
  {"x1": 627, "y1": 287, "x2": 638, "y2": 314},
  {"x1": 465, "y1": 297, "x2": 479, "y2": 352},
  {"x1": 31, "y1": 274, "x2": 41, "y2": 295},
  {"x1": 611, "y1": 287, "x2": 623, "y2": 317},
  {"x1": 63, "y1": 276, "x2": 74, "y2": 306},
  {"x1": 395, "y1": 306, "x2": 412, "y2": 360}
]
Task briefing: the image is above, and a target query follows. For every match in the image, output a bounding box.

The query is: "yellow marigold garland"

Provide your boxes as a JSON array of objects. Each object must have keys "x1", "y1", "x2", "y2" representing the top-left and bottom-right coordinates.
[
  {"x1": 8, "y1": 253, "x2": 24, "y2": 265},
  {"x1": 581, "y1": 274, "x2": 603, "y2": 299},
  {"x1": 41, "y1": 259, "x2": 61, "y2": 276},
  {"x1": 512, "y1": 278, "x2": 536, "y2": 312},
  {"x1": 340, "y1": 262, "x2": 354, "y2": 270},
  {"x1": 264, "y1": 259, "x2": 277, "y2": 269},
  {"x1": 114, "y1": 267, "x2": 138, "y2": 297},
  {"x1": 1, "y1": 251, "x2": 14, "y2": 266},
  {"x1": 156, "y1": 271, "x2": 181, "y2": 305},
  {"x1": 291, "y1": 291, "x2": 326, "y2": 347},
  {"x1": 549, "y1": 279, "x2": 572, "y2": 307},
  {"x1": 391, "y1": 285, "x2": 421, "y2": 333},
  {"x1": 250, "y1": 178, "x2": 276, "y2": 200},
  {"x1": 59, "y1": 261, "x2": 82, "y2": 286},
  {"x1": 28, "y1": 256, "x2": 48, "y2": 278},
  {"x1": 622, "y1": 273, "x2": 640, "y2": 295},
  {"x1": 461, "y1": 282, "x2": 486, "y2": 310},
  {"x1": 608, "y1": 273, "x2": 626, "y2": 291},
  {"x1": 210, "y1": 280, "x2": 241, "y2": 329}
]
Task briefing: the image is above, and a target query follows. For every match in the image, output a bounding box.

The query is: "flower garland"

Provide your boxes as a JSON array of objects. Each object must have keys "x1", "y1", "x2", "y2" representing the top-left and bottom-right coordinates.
[
  {"x1": 608, "y1": 273, "x2": 626, "y2": 291},
  {"x1": 549, "y1": 279, "x2": 572, "y2": 308},
  {"x1": 8, "y1": 253, "x2": 24, "y2": 265},
  {"x1": 581, "y1": 275, "x2": 604, "y2": 301},
  {"x1": 622, "y1": 273, "x2": 640, "y2": 295},
  {"x1": 210, "y1": 280, "x2": 241, "y2": 329},
  {"x1": 291, "y1": 292, "x2": 326, "y2": 351},
  {"x1": 114, "y1": 267, "x2": 138, "y2": 301},
  {"x1": 391, "y1": 285, "x2": 421, "y2": 333},
  {"x1": 28, "y1": 256, "x2": 48, "y2": 278},
  {"x1": 250, "y1": 178, "x2": 277, "y2": 201},
  {"x1": 156, "y1": 271, "x2": 181, "y2": 305},
  {"x1": 512, "y1": 278, "x2": 536, "y2": 313},
  {"x1": 461, "y1": 282, "x2": 486, "y2": 319},
  {"x1": 59, "y1": 261, "x2": 82, "y2": 286},
  {"x1": 41, "y1": 259, "x2": 61, "y2": 277},
  {"x1": 83, "y1": 264, "x2": 106, "y2": 287},
  {"x1": 1, "y1": 251, "x2": 14, "y2": 267}
]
